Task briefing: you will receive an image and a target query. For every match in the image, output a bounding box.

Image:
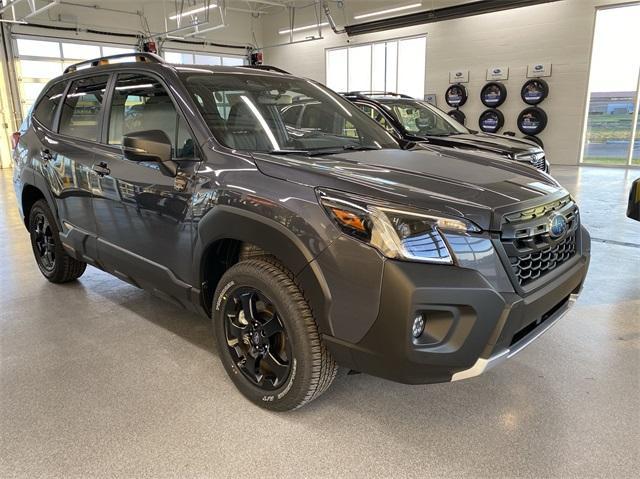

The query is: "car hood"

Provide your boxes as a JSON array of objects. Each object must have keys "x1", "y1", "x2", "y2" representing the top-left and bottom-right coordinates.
[
  {"x1": 420, "y1": 132, "x2": 541, "y2": 158},
  {"x1": 252, "y1": 147, "x2": 567, "y2": 231}
]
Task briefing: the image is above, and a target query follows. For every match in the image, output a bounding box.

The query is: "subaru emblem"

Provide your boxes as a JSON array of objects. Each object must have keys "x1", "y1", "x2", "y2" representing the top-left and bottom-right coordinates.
[{"x1": 548, "y1": 213, "x2": 568, "y2": 239}]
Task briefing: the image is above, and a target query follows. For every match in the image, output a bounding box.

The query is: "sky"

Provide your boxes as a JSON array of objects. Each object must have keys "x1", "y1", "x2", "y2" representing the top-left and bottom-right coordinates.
[{"x1": 589, "y1": 4, "x2": 640, "y2": 93}]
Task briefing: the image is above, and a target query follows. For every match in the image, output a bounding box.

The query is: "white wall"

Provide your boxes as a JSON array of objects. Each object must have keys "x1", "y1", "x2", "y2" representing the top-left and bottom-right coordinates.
[{"x1": 262, "y1": 0, "x2": 630, "y2": 166}]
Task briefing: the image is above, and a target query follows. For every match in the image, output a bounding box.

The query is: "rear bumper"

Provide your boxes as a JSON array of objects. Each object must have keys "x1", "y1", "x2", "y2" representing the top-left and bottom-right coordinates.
[{"x1": 323, "y1": 229, "x2": 590, "y2": 384}]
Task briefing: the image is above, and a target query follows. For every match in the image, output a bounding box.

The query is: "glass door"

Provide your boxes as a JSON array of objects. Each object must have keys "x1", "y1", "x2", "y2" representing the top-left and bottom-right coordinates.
[{"x1": 582, "y1": 4, "x2": 640, "y2": 166}]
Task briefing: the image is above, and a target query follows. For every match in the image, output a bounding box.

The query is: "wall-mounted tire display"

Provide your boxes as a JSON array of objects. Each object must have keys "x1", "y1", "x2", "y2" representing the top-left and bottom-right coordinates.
[
  {"x1": 517, "y1": 107, "x2": 548, "y2": 135},
  {"x1": 447, "y1": 109, "x2": 466, "y2": 125},
  {"x1": 523, "y1": 135, "x2": 544, "y2": 148},
  {"x1": 521, "y1": 79, "x2": 549, "y2": 105},
  {"x1": 445, "y1": 84, "x2": 468, "y2": 107},
  {"x1": 478, "y1": 108, "x2": 504, "y2": 133},
  {"x1": 480, "y1": 82, "x2": 507, "y2": 107}
]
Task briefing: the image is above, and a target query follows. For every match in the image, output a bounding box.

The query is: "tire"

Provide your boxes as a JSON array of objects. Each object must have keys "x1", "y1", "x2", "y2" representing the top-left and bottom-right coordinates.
[
  {"x1": 213, "y1": 258, "x2": 337, "y2": 411},
  {"x1": 480, "y1": 82, "x2": 507, "y2": 107},
  {"x1": 521, "y1": 79, "x2": 549, "y2": 105},
  {"x1": 523, "y1": 135, "x2": 544, "y2": 149},
  {"x1": 445, "y1": 83, "x2": 468, "y2": 107},
  {"x1": 447, "y1": 109, "x2": 466, "y2": 125},
  {"x1": 28, "y1": 199, "x2": 87, "y2": 283},
  {"x1": 478, "y1": 108, "x2": 505, "y2": 133},
  {"x1": 517, "y1": 107, "x2": 548, "y2": 135}
]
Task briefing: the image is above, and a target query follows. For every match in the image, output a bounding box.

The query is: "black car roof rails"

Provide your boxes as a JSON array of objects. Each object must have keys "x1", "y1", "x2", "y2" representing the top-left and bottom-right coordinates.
[
  {"x1": 243, "y1": 65, "x2": 291, "y2": 74},
  {"x1": 344, "y1": 91, "x2": 413, "y2": 99},
  {"x1": 64, "y1": 52, "x2": 165, "y2": 74}
]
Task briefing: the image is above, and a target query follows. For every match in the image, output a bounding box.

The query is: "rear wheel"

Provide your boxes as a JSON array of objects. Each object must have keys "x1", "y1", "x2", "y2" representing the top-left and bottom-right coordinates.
[
  {"x1": 28, "y1": 199, "x2": 86, "y2": 283},
  {"x1": 213, "y1": 258, "x2": 337, "y2": 411}
]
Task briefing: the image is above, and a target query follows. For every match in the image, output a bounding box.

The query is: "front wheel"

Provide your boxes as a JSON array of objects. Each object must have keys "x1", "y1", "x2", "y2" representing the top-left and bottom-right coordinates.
[
  {"x1": 28, "y1": 199, "x2": 86, "y2": 283},
  {"x1": 213, "y1": 258, "x2": 337, "y2": 411}
]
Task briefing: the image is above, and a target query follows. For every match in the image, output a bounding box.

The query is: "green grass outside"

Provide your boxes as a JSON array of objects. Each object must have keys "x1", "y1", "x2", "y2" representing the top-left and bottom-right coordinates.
[{"x1": 585, "y1": 113, "x2": 635, "y2": 143}]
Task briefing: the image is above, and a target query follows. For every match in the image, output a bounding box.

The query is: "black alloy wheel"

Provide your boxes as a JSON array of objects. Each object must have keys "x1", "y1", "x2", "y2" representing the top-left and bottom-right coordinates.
[
  {"x1": 32, "y1": 211, "x2": 56, "y2": 272},
  {"x1": 28, "y1": 199, "x2": 86, "y2": 283},
  {"x1": 213, "y1": 258, "x2": 337, "y2": 411},
  {"x1": 223, "y1": 286, "x2": 292, "y2": 389}
]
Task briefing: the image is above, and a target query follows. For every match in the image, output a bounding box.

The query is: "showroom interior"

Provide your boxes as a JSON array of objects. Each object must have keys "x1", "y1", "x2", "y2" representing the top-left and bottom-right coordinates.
[{"x1": 0, "y1": 0, "x2": 638, "y2": 477}]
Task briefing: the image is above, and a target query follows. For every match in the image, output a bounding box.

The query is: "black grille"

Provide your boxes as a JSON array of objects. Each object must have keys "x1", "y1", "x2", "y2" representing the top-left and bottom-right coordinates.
[
  {"x1": 529, "y1": 155, "x2": 546, "y2": 171},
  {"x1": 515, "y1": 152, "x2": 546, "y2": 171},
  {"x1": 501, "y1": 197, "x2": 579, "y2": 287},
  {"x1": 509, "y1": 233, "x2": 576, "y2": 285}
]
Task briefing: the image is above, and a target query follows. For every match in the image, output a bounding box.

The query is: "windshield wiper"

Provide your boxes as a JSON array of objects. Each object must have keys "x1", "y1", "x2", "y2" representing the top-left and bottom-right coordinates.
[
  {"x1": 267, "y1": 149, "x2": 310, "y2": 155},
  {"x1": 267, "y1": 145, "x2": 381, "y2": 157},
  {"x1": 306, "y1": 145, "x2": 382, "y2": 156}
]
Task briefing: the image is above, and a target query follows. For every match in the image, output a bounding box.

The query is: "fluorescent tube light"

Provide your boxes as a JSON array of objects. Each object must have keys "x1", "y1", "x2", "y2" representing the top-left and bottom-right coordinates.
[
  {"x1": 353, "y1": 3, "x2": 422, "y2": 20},
  {"x1": 184, "y1": 23, "x2": 226, "y2": 37},
  {"x1": 278, "y1": 22, "x2": 329, "y2": 35},
  {"x1": 170, "y1": 3, "x2": 217, "y2": 20}
]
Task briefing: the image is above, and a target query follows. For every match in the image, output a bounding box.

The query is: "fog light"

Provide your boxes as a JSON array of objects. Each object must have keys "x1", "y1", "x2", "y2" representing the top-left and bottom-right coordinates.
[{"x1": 412, "y1": 314, "x2": 425, "y2": 338}]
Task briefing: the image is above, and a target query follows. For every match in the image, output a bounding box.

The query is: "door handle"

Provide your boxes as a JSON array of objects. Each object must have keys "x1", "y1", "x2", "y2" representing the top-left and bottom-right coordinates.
[
  {"x1": 92, "y1": 161, "x2": 111, "y2": 177},
  {"x1": 41, "y1": 149, "x2": 53, "y2": 163}
]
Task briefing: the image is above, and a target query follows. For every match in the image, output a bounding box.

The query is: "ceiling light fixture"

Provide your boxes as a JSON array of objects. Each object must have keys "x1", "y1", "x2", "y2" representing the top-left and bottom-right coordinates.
[
  {"x1": 278, "y1": 22, "x2": 329, "y2": 35},
  {"x1": 169, "y1": 3, "x2": 218, "y2": 21},
  {"x1": 184, "y1": 23, "x2": 226, "y2": 37},
  {"x1": 353, "y1": 3, "x2": 422, "y2": 20}
]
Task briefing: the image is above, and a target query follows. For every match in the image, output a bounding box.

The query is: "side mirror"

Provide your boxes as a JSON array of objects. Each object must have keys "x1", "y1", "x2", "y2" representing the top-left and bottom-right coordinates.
[
  {"x1": 122, "y1": 130, "x2": 178, "y2": 177},
  {"x1": 628, "y1": 178, "x2": 640, "y2": 222}
]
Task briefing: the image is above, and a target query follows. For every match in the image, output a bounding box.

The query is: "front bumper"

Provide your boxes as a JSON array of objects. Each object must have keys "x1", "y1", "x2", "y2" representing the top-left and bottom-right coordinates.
[
  {"x1": 451, "y1": 293, "x2": 577, "y2": 381},
  {"x1": 323, "y1": 229, "x2": 590, "y2": 384}
]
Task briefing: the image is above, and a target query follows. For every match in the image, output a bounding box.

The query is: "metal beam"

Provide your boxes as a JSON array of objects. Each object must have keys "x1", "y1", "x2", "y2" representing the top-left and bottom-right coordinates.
[{"x1": 344, "y1": 0, "x2": 565, "y2": 36}]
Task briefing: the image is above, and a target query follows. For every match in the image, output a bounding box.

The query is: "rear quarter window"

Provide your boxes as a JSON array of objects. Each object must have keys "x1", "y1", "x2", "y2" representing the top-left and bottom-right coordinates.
[{"x1": 32, "y1": 81, "x2": 66, "y2": 130}]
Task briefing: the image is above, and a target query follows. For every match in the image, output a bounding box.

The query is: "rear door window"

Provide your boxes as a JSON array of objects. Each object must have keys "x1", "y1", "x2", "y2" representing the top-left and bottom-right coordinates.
[
  {"x1": 32, "y1": 81, "x2": 66, "y2": 130},
  {"x1": 58, "y1": 75, "x2": 109, "y2": 142}
]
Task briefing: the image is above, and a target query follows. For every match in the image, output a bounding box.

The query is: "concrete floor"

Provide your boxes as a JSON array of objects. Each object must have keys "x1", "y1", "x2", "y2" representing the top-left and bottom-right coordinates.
[{"x1": 1, "y1": 166, "x2": 639, "y2": 478}]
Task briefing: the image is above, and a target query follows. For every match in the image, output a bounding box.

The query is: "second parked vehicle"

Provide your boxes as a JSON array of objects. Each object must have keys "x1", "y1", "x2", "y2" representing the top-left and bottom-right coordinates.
[
  {"x1": 13, "y1": 54, "x2": 588, "y2": 411},
  {"x1": 334, "y1": 91, "x2": 551, "y2": 172}
]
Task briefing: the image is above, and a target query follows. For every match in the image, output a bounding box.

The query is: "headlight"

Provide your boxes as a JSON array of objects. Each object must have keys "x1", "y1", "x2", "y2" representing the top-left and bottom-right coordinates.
[{"x1": 317, "y1": 189, "x2": 481, "y2": 264}]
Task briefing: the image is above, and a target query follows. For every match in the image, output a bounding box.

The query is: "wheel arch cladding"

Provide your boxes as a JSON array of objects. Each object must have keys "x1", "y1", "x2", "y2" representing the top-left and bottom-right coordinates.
[
  {"x1": 21, "y1": 184, "x2": 46, "y2": 228},
  {"x1": 194, "y1": 206, "x2": 333, "y2": 331}
]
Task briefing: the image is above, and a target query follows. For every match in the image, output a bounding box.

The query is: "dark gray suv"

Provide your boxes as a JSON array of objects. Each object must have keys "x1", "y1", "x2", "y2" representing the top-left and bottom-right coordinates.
[{"x1": 12, "y1": 53, "x2": 590, "y2": 411}]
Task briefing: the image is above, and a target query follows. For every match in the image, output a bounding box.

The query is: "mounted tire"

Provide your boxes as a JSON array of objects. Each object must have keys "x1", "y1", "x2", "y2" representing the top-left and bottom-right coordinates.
[
  {"x1": 213, "y1": 258, "x2": 337, "y2": 411},
  {"x1": 28, "y1": 199, "x2": 86, "y2": 283}
]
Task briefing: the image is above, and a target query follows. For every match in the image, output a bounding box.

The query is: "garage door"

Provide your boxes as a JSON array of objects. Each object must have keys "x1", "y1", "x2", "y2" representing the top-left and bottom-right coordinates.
[
  {"x1": 162, "y1": 50, "x2": 246, "y2": 66},
  {"x1": 12, "y1": 36, "x2": 134, "y2": 119}
]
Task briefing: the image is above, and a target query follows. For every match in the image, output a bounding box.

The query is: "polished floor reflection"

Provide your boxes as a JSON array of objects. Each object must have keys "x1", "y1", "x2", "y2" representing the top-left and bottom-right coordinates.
[{"x1": 1, "y1": 166, "x2": 638, "y2": 478}]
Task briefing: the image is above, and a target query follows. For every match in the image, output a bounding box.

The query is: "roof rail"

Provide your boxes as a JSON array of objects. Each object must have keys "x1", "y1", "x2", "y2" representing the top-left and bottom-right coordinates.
[
  {"x1": 343, "y1": 91, "x2": 414, "y2": 99},
  {"x1": 64, "y1": 53, "x2": 165, "y2": 74},
  {"x1": 243, "y1": 65, "x2": 291, "y2": 74}
]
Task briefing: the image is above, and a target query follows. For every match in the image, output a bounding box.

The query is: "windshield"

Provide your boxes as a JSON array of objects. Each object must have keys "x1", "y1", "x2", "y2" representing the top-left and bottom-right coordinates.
[
  {"x1": 379, "y1": 99, "x2": 469, "y2": 137},
  {"x1": 179, "y1": 70, "x2": 399, "y2": 153}
]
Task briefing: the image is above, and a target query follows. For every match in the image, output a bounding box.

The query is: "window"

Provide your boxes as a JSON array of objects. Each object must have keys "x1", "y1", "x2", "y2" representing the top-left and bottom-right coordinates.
[
  {"x1": 383, "y1": 99, "x2": 467, "y2": 136},
  {"x1": 13, "y1": 36, "x2": 136, "y2": 118},
  {"x1": 180, "y1": 71, "x2": 398, "y2": 153},
  {"x1": 326, "y1": 36, "x2": 426, "y2": 99},
  {"x1": 62, "y1": 43, "x2": 100, "y2": 60},
  {"x1": 356, "y1": 104, "x2": 396, "y2": 135},
  {"x1": 108, "y1": 74, "x2": 193, "y2": 158},
  {"x1": 59, "y1": 75, "x2": 109, "y2": 141},
  {"x1": 16, "y1": 38, "x2": 60, "y2": 58},
  {"x1": 163, "y1": 50, "x2": 246, "y2": 66},
  {"x1": 582, "y1": 4, "x2": 640, "y2": 166},
  {"x1": 33, "y1": 82, "x2": 66, "y2": 129},
  {"x1": 281, "y1": 104, "x2": 303, "y2": 127}
]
